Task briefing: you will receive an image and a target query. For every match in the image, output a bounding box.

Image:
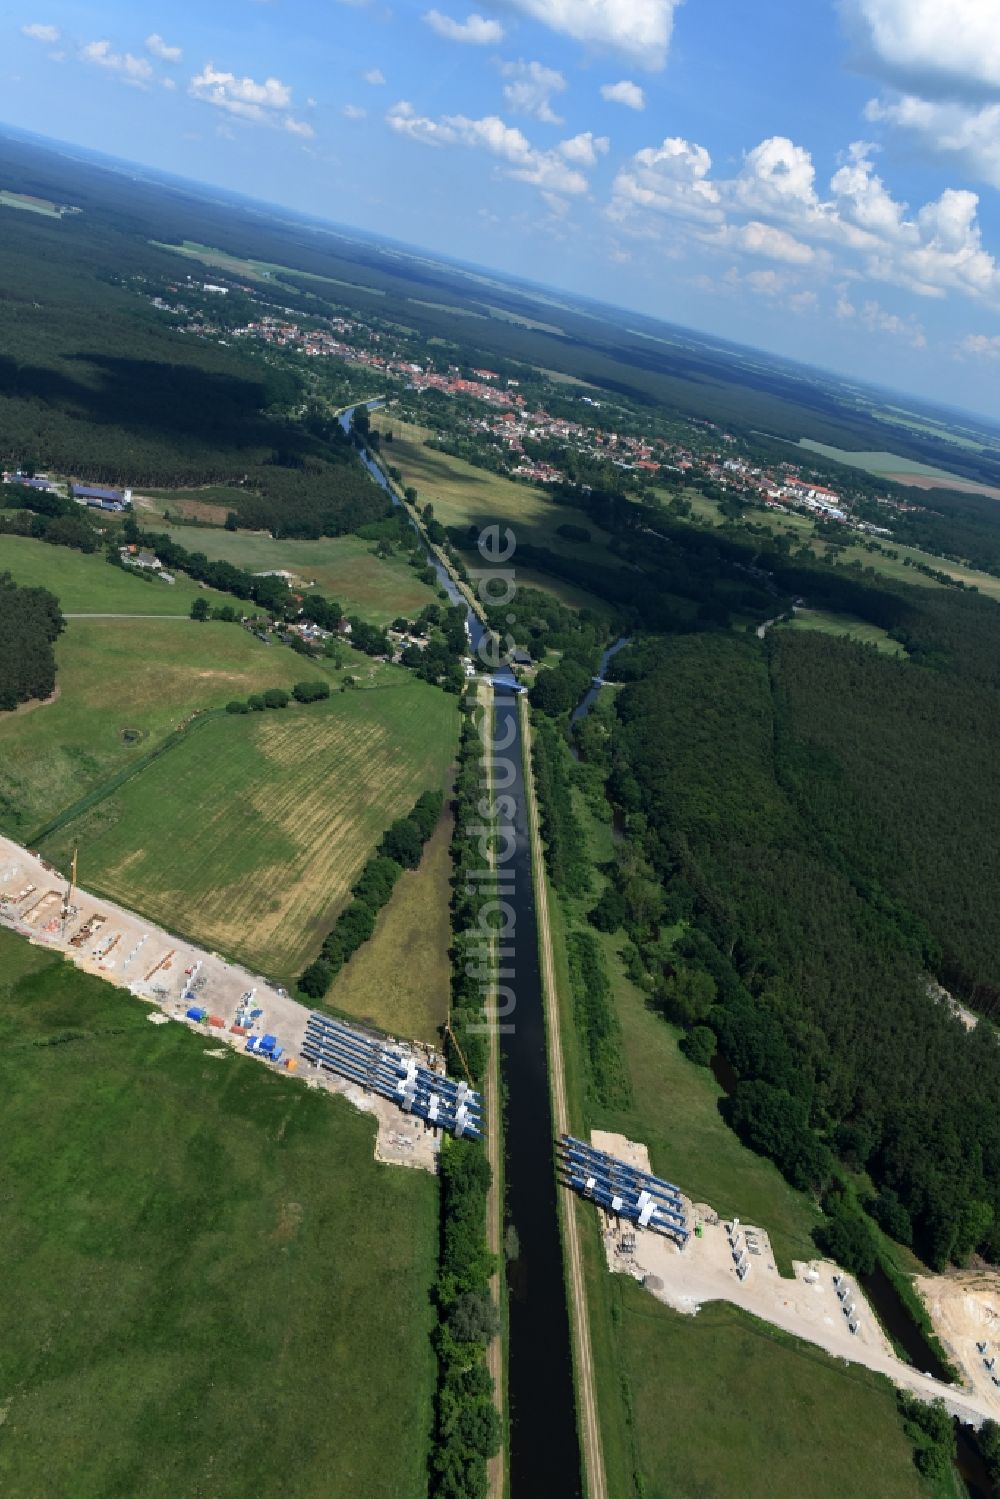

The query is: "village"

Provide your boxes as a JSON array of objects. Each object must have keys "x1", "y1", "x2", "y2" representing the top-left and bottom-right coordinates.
[{"x1": 127, "y1": 270, "x2": 928, "y2": 552}]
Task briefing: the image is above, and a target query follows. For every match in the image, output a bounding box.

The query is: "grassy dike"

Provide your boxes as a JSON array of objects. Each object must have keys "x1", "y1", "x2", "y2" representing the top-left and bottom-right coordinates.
[{"x1": 529, "y1": 699, "x2": 935, "y2": 1499}]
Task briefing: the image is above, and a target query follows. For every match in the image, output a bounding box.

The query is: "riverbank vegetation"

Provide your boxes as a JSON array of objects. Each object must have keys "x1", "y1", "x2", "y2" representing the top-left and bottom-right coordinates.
[{"x1": 429, "y1": 693, "x2": 500, "y2": 1497}]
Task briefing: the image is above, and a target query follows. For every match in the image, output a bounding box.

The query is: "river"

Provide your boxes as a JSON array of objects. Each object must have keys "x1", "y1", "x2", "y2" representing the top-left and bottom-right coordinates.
[{"x1": 343, "y1": 407, "x2": 583, "y2": 1490}]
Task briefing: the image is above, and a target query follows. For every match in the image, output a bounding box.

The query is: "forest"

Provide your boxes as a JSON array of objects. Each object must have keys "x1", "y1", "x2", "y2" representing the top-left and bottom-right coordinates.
[
  {"x1": 593, "y1": 623, "x2": 1000, "y2": 1269},
  {"x1": 0, "y1": 570, "x2": 63, "y2": 710}
]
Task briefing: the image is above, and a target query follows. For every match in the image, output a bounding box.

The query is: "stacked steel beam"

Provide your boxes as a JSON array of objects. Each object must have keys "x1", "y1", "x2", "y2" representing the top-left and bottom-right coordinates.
[
  {"x1": 557, "y1": 1135, "x2": 689, "y2": 1245},
  {"x1": 301, "y1": 1012, "x2": 483, "y2": 1139}
]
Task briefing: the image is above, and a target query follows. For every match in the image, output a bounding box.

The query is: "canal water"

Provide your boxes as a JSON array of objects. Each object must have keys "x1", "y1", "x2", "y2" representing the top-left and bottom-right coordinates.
[
  {"x1": 345, "y1": 407, "x2": 583, "y2": 1490},
  {"x1": 571, "y1": 636, "x2": 632, "y2": 725},
  {"x1": 494, "y1": 685, "x2": 583, "y2": 1495}
]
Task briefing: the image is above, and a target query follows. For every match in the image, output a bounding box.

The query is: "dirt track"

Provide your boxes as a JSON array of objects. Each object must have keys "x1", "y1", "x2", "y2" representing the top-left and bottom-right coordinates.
[{"x1": 520, "y1": 699, "x2": 608, "y2": 1499}]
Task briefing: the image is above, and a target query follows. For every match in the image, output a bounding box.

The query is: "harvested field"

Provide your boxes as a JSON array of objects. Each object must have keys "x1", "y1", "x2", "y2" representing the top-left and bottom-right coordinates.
[{"x1": 40, "y1": 684, "x2": 459, "y2": 985}]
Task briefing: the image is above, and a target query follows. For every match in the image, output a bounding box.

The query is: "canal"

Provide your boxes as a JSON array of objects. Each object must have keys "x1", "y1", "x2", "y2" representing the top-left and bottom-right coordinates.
[{"x1": 344, "y1": 407, "x2": 584, "y2": 1490}]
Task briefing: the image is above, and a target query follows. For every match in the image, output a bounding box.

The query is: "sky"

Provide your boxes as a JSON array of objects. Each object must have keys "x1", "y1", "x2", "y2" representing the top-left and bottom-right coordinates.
[{"x1": 5, "y1": 0, "x2": 1000, "y2": 418}]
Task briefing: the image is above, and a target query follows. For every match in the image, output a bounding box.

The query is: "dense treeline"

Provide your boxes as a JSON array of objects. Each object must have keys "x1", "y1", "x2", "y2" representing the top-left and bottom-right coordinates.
[
  {"x1": 225, "y1": 680, "x2": 330, "y2": 714},
  {"x1": 446, "y1": 705, "x2": 494, "y2": 1084},
  {"x1": 0, "y1": 571, "x2": 63, "y2": 710},
  {"x1": 1, "y1": 483, "x2": 102, "y2": 552},
  {"x1": 131, "y1": 521, "x2": 326, "y2": 616},
  {"x1": 299, "y1": 790, "x2": 443, "y2": 998},
  {"x1": 430, "y1": 692, "x2": 500, "y2": 1499},
  {"x1": 530, "y1": 717, "x2": 590, "y2": 896},
  {"x1": 600, "y1": 629, "x2": 1000, "y2": 1269},
  {"x1": 431, "y1": 1142, "x2": 500, "y2": 1498}
]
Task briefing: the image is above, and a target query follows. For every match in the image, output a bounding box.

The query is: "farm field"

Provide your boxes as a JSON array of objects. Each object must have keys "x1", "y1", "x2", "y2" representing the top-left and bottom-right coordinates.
[
  {"x1": 796, "y1": 439, "x2": 986, "y2": 486},
  {"x1": 0, "y1": 188, "x2": 64, "y2": 216},
  {"x1": 326, "y1": 807, "x2": 453, "y2": 1045},
  {"x1": 381, "y1": 418, "x2": 607, "y2": 552},
  {"x1": 0, "y1": 534, "x2": 242, "y2": 615},
  {"x1": 0, "y1": 615, "x2": 334, "y2": 840},
  {"x1": 136, "y1": 487, "x2": 246, "y2": 525},
  {"x1": 615, "y1": 1289, "x2": 927, "y2": 1499},
  {"x1": 0, "y1": 929, "x2": 438, "y2": 1499},
  {"x1": 40, "y1": 683, "x2": 459, "y2": 985},
  {"x1": 683, "y1": 500, "x2": 1000, "y2": 602},
  {"x1": 779, "y1": 607, "x2": 906, "y2": 655},
  {"x1": 158, "y1": 527, "x2": 441, "y2": 623}
]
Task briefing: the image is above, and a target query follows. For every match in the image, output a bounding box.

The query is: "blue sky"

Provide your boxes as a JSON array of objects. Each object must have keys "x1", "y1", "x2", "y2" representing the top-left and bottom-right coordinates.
[{"x1": 6, "y1": 0, "x2": 1000, "y2": 417}]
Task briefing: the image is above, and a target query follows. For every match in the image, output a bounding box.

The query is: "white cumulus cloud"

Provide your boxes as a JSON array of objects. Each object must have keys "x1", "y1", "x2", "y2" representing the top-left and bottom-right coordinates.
[
  {"x1": 733, "y1": 220, "x2": 816, "y2": 264},
  {"x1": 423, "y1": 10, "x2": 504, "y2": 43},
  {"x1": 342, "y1": 103, "x2": 367, "y2": 120},
  {"x1": 80, "y1": 40, "x2": 153, "y2": 84},
  {"x1": 189, "y1": 64, "x2": 312, "y2": 136},
  {"x1": 956, "y1": 332, "x2": 1000, "y2": 359},
  {"x1": 21, "y1": 22, "x2": 59, "y2": 43},
  {"x1": 847, "y1": 2, "x2": 1000, "y2": 188},
  {"x1": 146, "y1": 33, "x2": 182, "y2": 64},
  {"x1": 387, "y1": 102, "x2": 590, "y2": 194},
  {"x1": 500, "y1": 59, "x2": 567, "y2": 123},
  {"x1": 558, "y1": 131, "x2": 609, "y2": 167},
  {"x1": 867, "y1": 95, "x2": 1000, "y2": 188},
  {"x1": 843, "y1": 0, "x2": 1000, "y2": 96},
  {"x1": 601, "y1": 79, "x2": 645, "y2": 110},
  {"x1": 611, "y1": 131, "x2": 1000, "y2": 310},
  {"x1": 505, "y1": 0, "x2": 679, "y2": 70},
  {"x1": 610, "y1": 136, "x2": 724, "y2": 224},
  {"x1": 364, "y1": 68, "x2": 386, "y2": 85}
]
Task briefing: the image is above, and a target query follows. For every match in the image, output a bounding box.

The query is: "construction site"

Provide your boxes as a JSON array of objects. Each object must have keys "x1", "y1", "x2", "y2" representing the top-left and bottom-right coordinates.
[
  {"x1": 565, "y1": 1130, "x2": 1000, "y2": 1432},
  {"x1": 0, "y1": 832, "x2": 473, "y2": 1173}
]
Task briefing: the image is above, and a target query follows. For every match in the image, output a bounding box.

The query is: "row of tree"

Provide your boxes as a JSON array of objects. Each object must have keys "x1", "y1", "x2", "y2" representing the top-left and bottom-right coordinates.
[
  {"x1": 299, "y1": 789, "x2": 443, "y2": 998},
  {"x1": 432, "y1": 691, "x2": 500, "y2": 1499},
  {"x1": 0, "y1": 571, "x2": 63, "y2": 711},
  {"x1": 224, "y1": 681, "x2": 330, "y2": 715}
]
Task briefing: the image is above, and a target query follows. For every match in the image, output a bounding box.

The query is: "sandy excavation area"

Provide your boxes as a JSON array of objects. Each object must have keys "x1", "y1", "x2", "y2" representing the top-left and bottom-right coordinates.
[
  {"x1": 916, "y1": 1273, "x2": 1000, "y2": 1413},
  {"x1": 590, "y1": 1131, "x2": 1000, "y2": 1427},
  {"x1": 0, "y1": 833, "x2": 440, "y2": 1174}
]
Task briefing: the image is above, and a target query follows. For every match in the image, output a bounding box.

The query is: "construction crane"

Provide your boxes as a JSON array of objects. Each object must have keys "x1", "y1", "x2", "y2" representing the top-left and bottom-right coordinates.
[
  {"x1": 61, "y1": 846, "x2": 78, "y2": 937},
  {"x1": 444, "y1": 1018, "x2": 475, "y2": 1088}
]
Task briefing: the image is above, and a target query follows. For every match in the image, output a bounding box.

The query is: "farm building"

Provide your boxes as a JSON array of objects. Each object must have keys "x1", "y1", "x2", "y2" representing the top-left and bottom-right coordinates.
[
  {"x1": 4, "y1": 472, "x2": 58, "y2": 493},
  {"x1": 72, "y1": 483, "x2": 133, "y2": 511}
]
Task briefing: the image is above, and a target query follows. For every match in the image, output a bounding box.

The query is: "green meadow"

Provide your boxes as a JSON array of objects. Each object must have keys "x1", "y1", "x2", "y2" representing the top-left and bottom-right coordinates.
[{"x1": 0, "y1": 929, "x2": 438, "y2": 1499}]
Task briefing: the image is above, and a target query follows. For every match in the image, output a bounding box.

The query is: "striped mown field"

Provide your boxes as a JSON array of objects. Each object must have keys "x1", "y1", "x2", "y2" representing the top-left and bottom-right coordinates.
[{"x1": 41, "y1": 683, "x2": 459, "y2": 984}]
